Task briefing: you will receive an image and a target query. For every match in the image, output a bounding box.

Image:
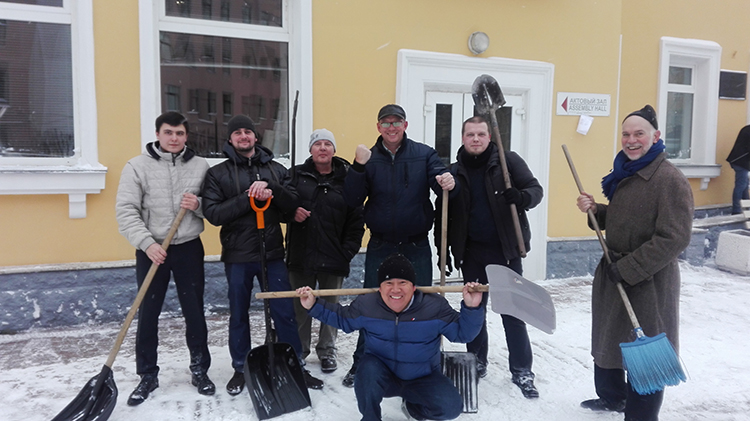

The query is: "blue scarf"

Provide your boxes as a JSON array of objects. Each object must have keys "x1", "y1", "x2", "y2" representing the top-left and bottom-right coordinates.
[{"x1": 601, "y1": 139, "x2": 665, "y2": 200}]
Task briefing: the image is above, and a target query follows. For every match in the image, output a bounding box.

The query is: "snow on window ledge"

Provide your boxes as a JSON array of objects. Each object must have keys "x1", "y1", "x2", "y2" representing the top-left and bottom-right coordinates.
[
  {"x1": 672, "y1": 162, "x2": 721, "y2": 190},
  {"x1": 0, "y1": 165, "x2": 107, "y2": 219}
]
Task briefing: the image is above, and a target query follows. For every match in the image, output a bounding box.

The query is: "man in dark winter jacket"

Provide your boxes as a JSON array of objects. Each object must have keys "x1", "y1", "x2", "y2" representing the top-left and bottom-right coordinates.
[
  {"x1": 341, "y1": 103, "x2": 457, "y2": 386},
  {"x1": 201, "y1": 114, "x2": 322, "y2": 395},
  {"x1": 726, "y1": 125, "x2": 750, "y2": 214},
  {"x1": 286, "y1": 128, "x2": 365, "y2": 373},
  {"x1": 436, "y1": 116, "x2": 543, "y2": 399},
  {"x1": 297, "y1": 254, "x2": 484, "y2": 421},
  {"x1": 116, "y1": 111, "x2": 214, "y2": 405}
]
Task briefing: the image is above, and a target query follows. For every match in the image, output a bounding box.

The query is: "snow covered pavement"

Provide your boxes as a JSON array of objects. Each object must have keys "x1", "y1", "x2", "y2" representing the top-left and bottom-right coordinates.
[{"x1": 1, "y1": 263, "x2": 748, "y2": 420}]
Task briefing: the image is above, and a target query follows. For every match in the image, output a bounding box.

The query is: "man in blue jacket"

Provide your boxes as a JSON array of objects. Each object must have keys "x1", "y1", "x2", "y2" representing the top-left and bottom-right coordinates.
[
  {"x1": 342, "y1": 103, "x2": 457, "y2": 386},
  {"x1": 297, "y1": 254, "x2": 483, "y2": 421}
]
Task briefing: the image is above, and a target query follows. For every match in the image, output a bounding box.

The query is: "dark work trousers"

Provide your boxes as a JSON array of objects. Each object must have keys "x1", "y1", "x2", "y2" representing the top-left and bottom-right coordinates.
[
  {"x1": 460, "y1": 242, "x2": 533, "y2": 378},
  {"x1": 351, "y1": 235, "x2": 433, "y2": 371},
  {"x1": 289, "y1": 270, "x2": 343, "y2": 361},
  {"x1": 224, "y1": 259, "x2": 303, "y2": 372},
  {"x1": 355, "y1": 354, "x2": 462, "y2": 421},
  {"x1": 134, "y1": 237, "x2": 210, "y2": 377},
  {"x1": 731, "y1": 163, "x2": 750, "y2": 214},
  {"x1": 594, "y1": 365, "x2": 665, "y2": 421}
]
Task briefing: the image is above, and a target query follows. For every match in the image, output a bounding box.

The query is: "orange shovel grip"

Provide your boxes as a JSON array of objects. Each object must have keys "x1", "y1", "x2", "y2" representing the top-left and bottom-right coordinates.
[{"x1": 250, "y1": 196, "x2": 272, "y2": 229}]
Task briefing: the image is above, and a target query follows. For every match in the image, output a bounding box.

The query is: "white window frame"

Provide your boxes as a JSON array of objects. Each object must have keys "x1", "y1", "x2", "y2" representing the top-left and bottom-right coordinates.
[
  {"x1": 138, "y1": 0, "x2": 312, "y2": 168},
  {"x1": 658, "y1": 36, "x2": 721, "y2": 190},
  {"x1": 0, "y1": 0, "x2": 104, "y2": 218}
]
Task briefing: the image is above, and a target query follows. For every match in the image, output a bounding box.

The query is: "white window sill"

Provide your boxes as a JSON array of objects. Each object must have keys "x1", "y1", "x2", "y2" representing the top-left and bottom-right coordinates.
[
  {"x1": 0, "y1": 166, "x2": 107, "y2": 218},
  {"x1": 673, "y1": 163, "x2": 721, "y2": 190}
]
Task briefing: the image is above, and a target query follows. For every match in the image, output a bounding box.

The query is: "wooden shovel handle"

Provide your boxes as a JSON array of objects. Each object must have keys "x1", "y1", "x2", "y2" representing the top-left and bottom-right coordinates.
[
  {"x1": 561, "y1": 144, "x2": 641, "y2": 330},
  {"x1": 256, "y1": 284, "x2": 489, "y2": 299},
  {"x1": 105, "y1": 207, "x2": 188, "y2": 368}
]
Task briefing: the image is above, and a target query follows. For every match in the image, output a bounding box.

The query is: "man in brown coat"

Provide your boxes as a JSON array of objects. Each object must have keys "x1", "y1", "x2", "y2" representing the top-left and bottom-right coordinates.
[{"x1": 576, "y1": 105, "x2": 693, "y2": 421}]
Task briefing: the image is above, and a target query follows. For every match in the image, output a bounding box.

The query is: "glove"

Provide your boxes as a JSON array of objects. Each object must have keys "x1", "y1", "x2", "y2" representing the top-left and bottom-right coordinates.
[
  {"x1": 607, "y1": 250, "x2": 622, "y2": 264},
  {"x1": 605, "y1": 261, "x2": 625, "y2": 285},
  {"x1": 501, "y1": 187, "x2": 524, "y2": 207}
]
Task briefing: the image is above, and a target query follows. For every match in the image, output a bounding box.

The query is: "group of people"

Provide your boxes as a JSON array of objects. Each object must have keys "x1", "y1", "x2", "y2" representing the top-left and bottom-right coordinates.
[{"x1": 116, "y1": 102, "x2": 693, "y2": 421}]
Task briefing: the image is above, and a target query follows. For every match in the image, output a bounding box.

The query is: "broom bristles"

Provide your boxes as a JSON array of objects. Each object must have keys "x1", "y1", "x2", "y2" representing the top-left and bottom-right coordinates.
[{"x1": 620, "y1": 332, "x2": 687, "y2": 395}]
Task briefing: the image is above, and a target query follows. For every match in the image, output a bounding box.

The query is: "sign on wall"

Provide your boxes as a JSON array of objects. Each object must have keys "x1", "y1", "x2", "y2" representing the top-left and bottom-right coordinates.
[{"x1": 556, "y1": 92, "x2": 611, "y2": 116}]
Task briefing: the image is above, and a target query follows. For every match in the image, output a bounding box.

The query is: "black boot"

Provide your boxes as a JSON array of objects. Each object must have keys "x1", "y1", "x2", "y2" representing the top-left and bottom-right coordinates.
[
  {"x1": 127, "y1": 374, "x2": 159, "y2": 406},
  {"x1": 341, "y1": 366, "x2": 356, "y2": 388},
  {"x1": 580, "y1": 398, "x2": 626, "y2": 412},
  {"x1": 303, "y1": 370, "x2": 324, "y2": 390},
  {"x1": 191, "y1": 372, "x2": 216, "y2": 396},
  {"x1": 226, "y1": 371, "x2": 245, "y2": 396},
  {"x1": 512, "y1": 374, "x2": 539, "y2": 399}
]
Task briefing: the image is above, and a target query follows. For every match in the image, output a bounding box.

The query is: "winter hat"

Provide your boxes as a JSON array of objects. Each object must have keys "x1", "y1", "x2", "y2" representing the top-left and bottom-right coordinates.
[
  {"x1": 377, "y1": 104, "x2": 406, "y2": 121},
  {"x1": 227, "y1": 115, "x2": 256, "y2": 138},
  {"x1": 377, "y1": 254, "x2": 416, "y2": 285},
  {"x1": 309, "y1": 128, "x2": 337, "y2": 152},
  {"x1": 624, "y1": 105, "x2": 658, "y2": 130}
]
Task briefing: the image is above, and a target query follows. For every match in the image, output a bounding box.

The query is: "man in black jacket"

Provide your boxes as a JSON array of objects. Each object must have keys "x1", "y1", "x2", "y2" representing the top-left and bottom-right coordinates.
[
  {"x1": 727, "y1": 125, "x2": 750, "y2": 214},
  {"x1": 201, "y1": 115, "x2": 322, "y2": 395},
  {"x1": 437, "y1": 116, "x2": 543, "y2": 399},
  {"x1": 286, "y1": 128, "x2": 365, "y2": 374}
]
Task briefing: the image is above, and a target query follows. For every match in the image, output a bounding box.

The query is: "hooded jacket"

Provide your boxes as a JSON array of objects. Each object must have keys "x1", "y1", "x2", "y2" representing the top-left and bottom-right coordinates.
[
  {"x1": 202, "y1": 142, "x2": 298, "y2": 263},
  {"x1": 116, "y1": 142, "x2": 209, "y2": 251},
  {"x1": 286, "y1": 156, "x2": 364, "y2": 276},
  {"x1": 308, "y1": 289, "x2": 483, "y2": 380}
]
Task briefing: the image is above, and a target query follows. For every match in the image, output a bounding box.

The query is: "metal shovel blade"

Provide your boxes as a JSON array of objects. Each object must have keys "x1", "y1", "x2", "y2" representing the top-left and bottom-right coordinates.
[
  {"x1": 472, "y1": 74, "x2": 506, "y2": 115},
  {"x1": 441, "y1": 351, "x2": 478, "y2": 413},
  {"x1": 51, "y1": 365, "x2": 118, "y2": 421},
  {"x1": 486, "y1": 264, "x2": 556, "y2": 334},
  {"x1": 244, "y1": 342, "x2": 311, "y2": 420}
]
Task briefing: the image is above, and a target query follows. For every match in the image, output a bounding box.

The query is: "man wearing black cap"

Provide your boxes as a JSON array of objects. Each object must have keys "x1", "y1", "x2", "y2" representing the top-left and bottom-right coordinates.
[
  {"x1": 297, "y1": 253, "x2": 484, "y2": 421},
  {"x1": 576, "y1": 105, "x2": 693, "y2": 421},
  {"x1": 342, "y1": 103, "x2": 457, "y2": 387},
  {"x1": 202, "y1": 114, "x2": 323, "y2": 395}
]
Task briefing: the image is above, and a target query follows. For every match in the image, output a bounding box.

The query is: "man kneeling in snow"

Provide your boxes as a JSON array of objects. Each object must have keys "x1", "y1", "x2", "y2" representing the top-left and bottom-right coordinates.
[{"x1": 296, "y1": 253, "x2": 483, "y2": 421}]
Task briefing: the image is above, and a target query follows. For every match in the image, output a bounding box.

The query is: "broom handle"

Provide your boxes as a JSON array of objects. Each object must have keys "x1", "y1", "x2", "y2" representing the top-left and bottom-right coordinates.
[
  {"x1": 256, "y1": 284, "x2": 489, "y2": 299},
  {"x1": 561, "y1": 145, "x2": 642, "y2": 332},
  {"x1": 439, "y1": 189, "x2": 449, "y2": 294},
  {"x1": 105, "y1": 208, "x2": 188, "y2": 368}
]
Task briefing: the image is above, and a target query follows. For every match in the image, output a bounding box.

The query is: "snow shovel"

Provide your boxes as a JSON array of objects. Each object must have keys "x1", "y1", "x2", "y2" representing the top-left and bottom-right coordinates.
[
  {"x1": 472, "y1": 74, "x2": 526, "y2": 258},
  {"x1": 244, "y1": 196, "x2": 311, "y2": 420},
  {"x1": 437, "y1": 189, "x2": 479, "y2": 413},
  {"x1": 51, "y1": 208, "x2": 188, "y2": 421},
  {"x1": 561, "y1": 144, "x2": 686, "y2": 395}
]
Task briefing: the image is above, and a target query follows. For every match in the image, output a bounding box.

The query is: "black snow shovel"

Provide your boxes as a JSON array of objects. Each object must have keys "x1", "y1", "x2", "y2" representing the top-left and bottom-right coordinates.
[
  {"x1": 437, "y1": 189, "x2": 479, "y2": 413},
  {"x1": 51, "y1": 208, "x2": 188, "y2": 421},
  {"x1": 244, "y1": 196, "x2": 311, "y2": 420},
  {"x1": 472, "y1": 74, "x2": 527, "y2": 258}
]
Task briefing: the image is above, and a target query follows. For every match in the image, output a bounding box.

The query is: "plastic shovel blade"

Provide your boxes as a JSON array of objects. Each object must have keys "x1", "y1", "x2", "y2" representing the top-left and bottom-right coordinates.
[
  {"x1": 486, "y1": 264, "x2": 556, "y2": 334},
  {"x1": 51, "y1": 365, "x2": 118, "y2": 421},
  {"x1": 244, "y1": 342, "x2": 311, "y2": 420},
  {"x1": 441, "y1": 351, "x2": 478, "y2": 413}
]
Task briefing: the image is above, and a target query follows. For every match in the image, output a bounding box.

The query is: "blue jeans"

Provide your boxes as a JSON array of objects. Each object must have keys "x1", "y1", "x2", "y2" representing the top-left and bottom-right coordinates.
[
  {"x1": 224, "y1": 259, "x2": 303, "y2": 372},
  {"x1": 731, "y1": 163, "x2": 750, "y2": 214},
  {"x1": 460, "y1": 242, "x2": 533, "y2": 377},
  {"x1": 355, "y1": 354, "x2": 462, "y2": 421}
]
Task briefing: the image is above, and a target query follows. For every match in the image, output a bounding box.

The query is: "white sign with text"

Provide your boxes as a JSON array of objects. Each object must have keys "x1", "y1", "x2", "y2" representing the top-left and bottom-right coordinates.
[{"x1": 556, "y1": 92, "x2": 611, "y2": 116}]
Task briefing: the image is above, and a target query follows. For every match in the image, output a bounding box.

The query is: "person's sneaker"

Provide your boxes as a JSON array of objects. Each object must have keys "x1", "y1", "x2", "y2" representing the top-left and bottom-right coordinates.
[
  {"x1": 226, "y1": 371, "x2": 245, "y2": 396},
  {"x1": 191, "y1": 372, "x2": 216, "y2": 396},
  {"x1": 127, "y1": 374, "x2": 158, "y2": 406},
  {"x1": 476, "y1": 361, "x2": 488, "y2": 379},
  {"x1": 321, "y1": 357, "x2": 338, "y2": 373},
  {"x1": 512, "y1": 374, "x2": 539, "y2": 399},
  {"x1": 341, "y1": 367, "x2": 356, "y2": 388},
  {"x1": 303, "y1": 370, "x2": 324, "y2": 390},
  {"x1": 580, "y1": 398, "x2": 626, "y2": 412}
]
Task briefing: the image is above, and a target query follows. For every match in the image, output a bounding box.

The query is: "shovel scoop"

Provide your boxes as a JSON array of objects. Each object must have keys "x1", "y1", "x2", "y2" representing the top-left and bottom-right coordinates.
[{"x1": 472, "y1": 74, "x2": 506, "y2": 114}]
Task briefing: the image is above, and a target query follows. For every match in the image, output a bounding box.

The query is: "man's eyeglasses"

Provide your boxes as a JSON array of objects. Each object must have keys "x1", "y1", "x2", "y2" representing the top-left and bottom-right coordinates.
[{"x1": 378, "y1": 121, "x2": 404, "y2": 129}]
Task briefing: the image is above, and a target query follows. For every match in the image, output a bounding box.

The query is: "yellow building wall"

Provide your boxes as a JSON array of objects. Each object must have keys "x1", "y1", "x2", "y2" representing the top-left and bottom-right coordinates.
[{"x1": 2, "y1": 0, "x2": 750, "y2": 266}]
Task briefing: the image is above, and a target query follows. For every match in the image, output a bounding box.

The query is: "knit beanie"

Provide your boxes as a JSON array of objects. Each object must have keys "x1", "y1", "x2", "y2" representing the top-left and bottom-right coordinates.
[
  {"x1": 309, "y1": 128, "x2": 337, "y2": 152},
  {"x1": 377, "y1": 254, "x2": 416, "y2": 285},
  {"x1": 227, "y1": 115, "x2": 256, "y2": 138},
  {"x1": 624, "y1": 105, "x2": 658, "y2": 130}
]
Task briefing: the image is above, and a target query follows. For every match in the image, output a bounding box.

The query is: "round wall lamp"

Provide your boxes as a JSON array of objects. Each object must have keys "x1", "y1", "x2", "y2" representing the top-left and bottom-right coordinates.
[{"x1": 468, "y1": 31, "x2": 490, "y2": 55}]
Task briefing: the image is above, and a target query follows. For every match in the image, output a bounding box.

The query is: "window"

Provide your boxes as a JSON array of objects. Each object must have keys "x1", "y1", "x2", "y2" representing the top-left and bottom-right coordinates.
[
  {"x1": 0, "y1": 0, "x2": 104, "y2": 219},
  {"x1": 141, "y1": 0, "x2": 311, "y2": 166},
  {"x1": 658, "y1": 37, "x2": 721, "y2": 190}
]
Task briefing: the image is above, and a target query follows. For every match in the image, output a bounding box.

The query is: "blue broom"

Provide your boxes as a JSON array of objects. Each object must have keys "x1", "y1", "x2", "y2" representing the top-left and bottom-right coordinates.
[{"x1": 562, "y1": 145, "x2": 687, "y2": 395}]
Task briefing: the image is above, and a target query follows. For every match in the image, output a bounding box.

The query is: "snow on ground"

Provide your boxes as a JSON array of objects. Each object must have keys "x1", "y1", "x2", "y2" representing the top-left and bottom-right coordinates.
[{"x1": 1, "y1": 263, "x2": 749, "y2": 420}]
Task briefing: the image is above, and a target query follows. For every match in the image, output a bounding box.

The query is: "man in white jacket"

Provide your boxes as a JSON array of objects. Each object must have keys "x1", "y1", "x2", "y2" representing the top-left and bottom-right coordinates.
[{"x1": 116, "y1": 111, "x2": 214, "y2": 406}]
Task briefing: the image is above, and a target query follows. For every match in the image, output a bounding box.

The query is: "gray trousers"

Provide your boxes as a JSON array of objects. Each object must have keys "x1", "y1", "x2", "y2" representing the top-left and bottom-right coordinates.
[{"x1": 289, "y1": 270, "x2": 343, "y2": 360}]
